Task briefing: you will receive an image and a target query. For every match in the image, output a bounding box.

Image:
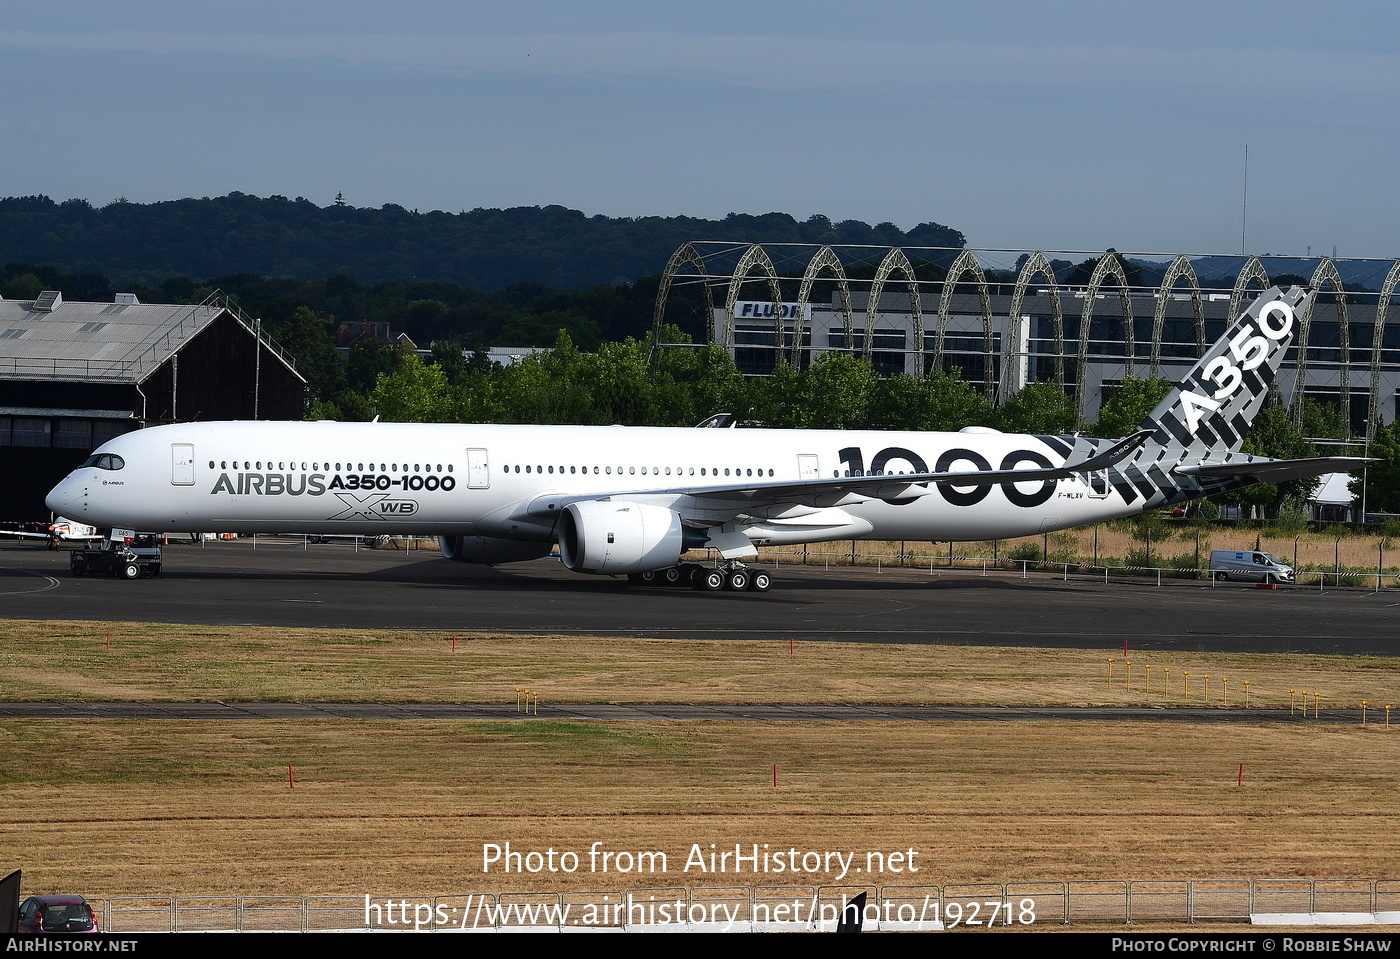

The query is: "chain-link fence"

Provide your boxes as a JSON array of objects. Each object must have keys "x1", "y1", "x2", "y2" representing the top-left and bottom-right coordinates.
[{"x1": 85, "y1": 879, "x2": 1400, "y2": 932}]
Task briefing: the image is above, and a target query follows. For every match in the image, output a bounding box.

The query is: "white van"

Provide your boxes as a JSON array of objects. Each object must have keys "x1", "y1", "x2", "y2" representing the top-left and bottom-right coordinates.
[{"x1": 1209, "y1": 549, "x2": 1295, "y2": 584}]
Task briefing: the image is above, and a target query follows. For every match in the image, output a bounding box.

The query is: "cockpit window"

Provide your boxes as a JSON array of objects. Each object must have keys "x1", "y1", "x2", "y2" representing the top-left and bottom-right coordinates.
[{"x1": 79, "y1": 452, "x2": 125, "y2": 470}]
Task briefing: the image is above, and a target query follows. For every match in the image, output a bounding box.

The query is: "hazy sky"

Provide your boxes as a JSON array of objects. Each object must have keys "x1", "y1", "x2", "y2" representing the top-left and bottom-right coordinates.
[{"x1": 4, "y1": 1, "x2": 1396, "y2": 261}]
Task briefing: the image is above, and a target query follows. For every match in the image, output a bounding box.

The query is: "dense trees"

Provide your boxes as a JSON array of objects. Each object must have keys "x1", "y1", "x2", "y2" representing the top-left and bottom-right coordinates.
[
  {"x1": 1217, "y1": 398, "x2": 1338, "y2": 514},
  {"x1": 1087, "y1": 376, "x2": 1172, "y2": 438},
  {"x1": 344, "y1": 329, "x2": 1197, "y2": 441},
  {"x1": 1353, "y1": 420, "x2": 1400, "y2": 515},
  {"x1": 865, "y1": 372, "x2": 994, "y2": 433},
  {"x1": 0, "y1": 194, "x2": 965, "y2": 293},
  {"x1": 994, "y1": 382, "x2": 1076, "y2": 435}
]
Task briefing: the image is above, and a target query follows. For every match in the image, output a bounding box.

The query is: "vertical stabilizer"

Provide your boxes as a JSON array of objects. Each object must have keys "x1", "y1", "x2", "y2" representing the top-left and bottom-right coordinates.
[{"x1": 1138, "y1": 286, "x2": 1307, "y2": 462}]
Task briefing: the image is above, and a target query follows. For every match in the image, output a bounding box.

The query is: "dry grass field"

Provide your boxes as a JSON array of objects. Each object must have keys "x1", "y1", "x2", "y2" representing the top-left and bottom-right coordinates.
[
  {"x1": 754, "y1": 525, "x2": 1400, "y2": 583},
  {"x1": 2, "y1": 720, "x2": 1397, "y2": 898},
  {"x1": 3, "y1": 620, "x2": 1399, "y2": 709},
  {"x1": 2, "y1": 620, "x2": 1398, "y2": 903}
]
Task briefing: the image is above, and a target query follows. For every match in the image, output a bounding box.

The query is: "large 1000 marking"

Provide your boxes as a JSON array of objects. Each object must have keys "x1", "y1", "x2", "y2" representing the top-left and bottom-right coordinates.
[
  {"x1": 1177, "y1": 299, "x2": 1295, "y2": 434},
  {"x1": 838, "y1": 445, "x2": 1057, "y2": 509}
]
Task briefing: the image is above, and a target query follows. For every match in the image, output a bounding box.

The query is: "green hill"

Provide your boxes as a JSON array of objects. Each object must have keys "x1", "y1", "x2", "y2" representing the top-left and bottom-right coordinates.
[{"x1": 0, "y1": 193, "x2": 964, "y2": 291}]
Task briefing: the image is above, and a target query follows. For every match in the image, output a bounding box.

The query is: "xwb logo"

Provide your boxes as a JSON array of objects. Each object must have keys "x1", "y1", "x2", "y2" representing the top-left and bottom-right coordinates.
[{"x1": 325, "y1": 492, "x2": 418, "y2": 521}]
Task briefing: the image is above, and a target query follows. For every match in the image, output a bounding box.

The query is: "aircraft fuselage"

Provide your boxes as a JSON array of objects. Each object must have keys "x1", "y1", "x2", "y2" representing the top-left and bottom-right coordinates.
[{"x1": 46, "y1": 420, "x2": 1148, "y2": 545}]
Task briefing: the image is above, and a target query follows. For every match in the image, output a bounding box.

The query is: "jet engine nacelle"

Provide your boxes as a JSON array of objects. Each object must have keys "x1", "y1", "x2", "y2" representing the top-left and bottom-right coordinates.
[
  {"x1": 557, "y1": 500, "x2": 706, "y2": 575},
  {"x1": 438, "y1": 535, "x2": 552, "y2": 565}
]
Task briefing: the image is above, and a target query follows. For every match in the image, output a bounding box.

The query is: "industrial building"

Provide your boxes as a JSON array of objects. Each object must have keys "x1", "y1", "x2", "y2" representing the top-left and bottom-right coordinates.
[{"x1": 0, "y1": 291, "x2": 304, "y2": 521}]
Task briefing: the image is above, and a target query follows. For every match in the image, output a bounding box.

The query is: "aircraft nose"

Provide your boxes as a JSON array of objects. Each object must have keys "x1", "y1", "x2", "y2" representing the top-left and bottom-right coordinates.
[{"x1": 46, "y1": 473, "x2": 85, "y2": 518}]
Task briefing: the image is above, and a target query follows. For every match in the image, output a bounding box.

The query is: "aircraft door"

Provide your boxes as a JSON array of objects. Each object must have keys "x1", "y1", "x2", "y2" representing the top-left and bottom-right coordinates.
[
  {"x1": 797, "y1": 454, "x2": 820, "y2": 480},
  {"x1": 466, "y1": 448, "x2": 489, "y2": 489},
  {"x1": 171, "y1": 443, "x2": 195, "y2": 486}
]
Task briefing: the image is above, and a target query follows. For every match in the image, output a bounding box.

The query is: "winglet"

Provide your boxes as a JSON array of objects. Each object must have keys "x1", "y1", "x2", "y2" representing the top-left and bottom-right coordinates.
[{"x1": 1063, "y1": 429, "x2": 1154, "y2": 474}]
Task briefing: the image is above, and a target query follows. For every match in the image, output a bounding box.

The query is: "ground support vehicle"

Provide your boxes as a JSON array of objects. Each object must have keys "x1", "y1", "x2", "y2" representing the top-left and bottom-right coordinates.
[
  {"x1": 69, "y1": 537, "x2": 162, "y2": 579},
  {"x1": 1209, "y1": 549, "x2": 1295, "y2": 584}
]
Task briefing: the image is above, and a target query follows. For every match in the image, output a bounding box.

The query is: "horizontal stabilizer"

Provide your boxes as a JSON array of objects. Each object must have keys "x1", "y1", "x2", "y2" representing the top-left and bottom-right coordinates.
[{"x1": 1174, "y1": 456, "x2": 1375, "y2": 485}]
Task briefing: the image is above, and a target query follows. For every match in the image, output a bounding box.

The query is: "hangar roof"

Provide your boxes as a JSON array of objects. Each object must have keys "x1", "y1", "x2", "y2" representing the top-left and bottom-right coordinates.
[{"x1": 0, "y1": 293, "x2": 300, "y2": 384}]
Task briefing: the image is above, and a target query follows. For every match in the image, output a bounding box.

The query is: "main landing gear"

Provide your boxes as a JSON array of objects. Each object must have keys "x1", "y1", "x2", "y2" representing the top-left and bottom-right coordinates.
[{"x1": 628, "y1": 561, "x2": 773, "y2": 593}]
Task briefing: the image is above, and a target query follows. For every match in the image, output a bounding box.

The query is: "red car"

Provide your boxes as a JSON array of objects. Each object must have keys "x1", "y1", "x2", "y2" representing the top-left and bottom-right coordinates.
[{"x1": 17, "y1": 895, "x2": 99, "y2": 933}]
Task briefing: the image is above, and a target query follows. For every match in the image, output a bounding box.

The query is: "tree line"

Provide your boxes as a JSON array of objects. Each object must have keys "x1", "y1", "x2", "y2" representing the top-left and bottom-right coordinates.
[{"x1": 0, "y1": 193, "x2": 964, "y2": 292}]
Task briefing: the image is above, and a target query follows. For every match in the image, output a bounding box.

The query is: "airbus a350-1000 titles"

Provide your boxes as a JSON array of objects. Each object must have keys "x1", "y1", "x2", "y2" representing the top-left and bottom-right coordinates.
[{"x1": 46, "y1": 288, "x2": 1368, "y2": 593}]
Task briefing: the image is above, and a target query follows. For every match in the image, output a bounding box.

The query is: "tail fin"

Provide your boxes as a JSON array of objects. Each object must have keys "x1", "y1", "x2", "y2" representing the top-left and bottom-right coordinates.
[{"x1": 1138, "y1": 286, "x2": 1308, "y2": 461}]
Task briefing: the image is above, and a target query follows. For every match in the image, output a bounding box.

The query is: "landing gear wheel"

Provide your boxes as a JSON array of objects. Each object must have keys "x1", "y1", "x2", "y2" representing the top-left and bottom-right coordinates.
[
  {"x1": 699, "y1": 569, "x2": 726, "y2": 591},
  {"x1": 725, "y1": 570, "x2": 750, "y2": 591},
  {"x1": 121, "y1": 563, "x2": 142, "y2": 580},
  {"x1": 749, "y1": 570, "x2": 773, "y2": 592},
  {"x1": 662, "y1": 566, "x2": 683, "y2": 586},
  {"x1": 638, "y1": 569, "x2": 659, "y2": 586}
]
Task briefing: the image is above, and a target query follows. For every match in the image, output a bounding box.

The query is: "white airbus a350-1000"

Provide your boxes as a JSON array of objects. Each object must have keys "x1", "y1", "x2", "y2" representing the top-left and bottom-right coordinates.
[{"x1": 46, "y1": 288, "x2": 1367, "y2": 592}]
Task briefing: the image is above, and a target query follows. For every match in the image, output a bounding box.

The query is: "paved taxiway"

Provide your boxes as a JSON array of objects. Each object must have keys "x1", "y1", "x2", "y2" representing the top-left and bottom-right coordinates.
[{"x1": 2, "y1": 539, "x2": 1395, "y2": 656}]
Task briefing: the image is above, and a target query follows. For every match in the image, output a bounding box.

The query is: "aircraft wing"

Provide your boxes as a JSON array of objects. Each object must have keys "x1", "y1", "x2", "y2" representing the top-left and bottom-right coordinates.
[
  {"x1": 681, "y1": 429, "x2": 1154, "y2": 505},
  {"x1": 526, "y1": 431, "x2": 1153, "y2": 517},
  {"x1": 0, "y1": 518, "x2": 102, "y2": 543},
  {"x1": 1174, "y1": 456, "x2": 1376, "y2": 485}
]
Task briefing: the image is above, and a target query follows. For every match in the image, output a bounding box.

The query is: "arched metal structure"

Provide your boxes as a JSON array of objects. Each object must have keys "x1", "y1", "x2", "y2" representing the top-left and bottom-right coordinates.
[
  {"x1": 1295, "y1": 258, "x2": 1350, "y2": 435},
  {"x1": 1228, "y1": 256, "x2": 1271, "y2": 323},
  {"x1": 652, "y1": 242, "x2": 1400, "y2": 440},
  {"x1": 865, "y1": 248, "x2": 923, "y2": 371},
  {"x1": 649, "y1": 242, "x2": 714, "y2": 369},
  {"x1": 795, "y1": 246, "x2": 853, "y2": 365},
  {"x1": 1075, "y1": 252, "x2": 1134, "y2": 422},
  {"x1": 1150, "y1": 254, "x2": 1205, "y2": 376},
  {"x1": 723, "y1": 245, "x2": 785, "y2": 356},
  {"x1": 935, "y1": 249, "x2": 996, "y2": 397},
  {"x1": 1003, "y1": 252, "x2": 1065, "y2": 402},
  {"x1": 1367, "y1": 260, "x2": 1400, "y2": 438}
]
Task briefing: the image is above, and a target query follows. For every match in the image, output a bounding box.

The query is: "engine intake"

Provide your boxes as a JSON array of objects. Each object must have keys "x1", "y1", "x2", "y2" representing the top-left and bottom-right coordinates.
[{"x1": 557, "y1": 500, "x2": 706, "y2": 575}]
